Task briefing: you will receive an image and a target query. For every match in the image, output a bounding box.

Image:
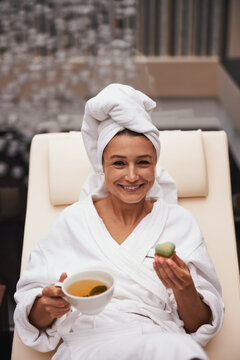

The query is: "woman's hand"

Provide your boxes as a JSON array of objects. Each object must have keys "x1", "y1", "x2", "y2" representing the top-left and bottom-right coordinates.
[
  {"x1": 153, "y1": 252, "x2": 194, "y2": 292},
  {"x1": 153, "y1": 253, "x2": 211, "y2": 333},
  {"x1": 29, "y1": 272, "x2": 71, "y2": 330}
]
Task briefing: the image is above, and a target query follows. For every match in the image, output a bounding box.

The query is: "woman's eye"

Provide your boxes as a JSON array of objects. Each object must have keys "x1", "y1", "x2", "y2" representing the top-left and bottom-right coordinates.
[
  {"x1": 138, "y1": 160, "x2": 150, "y2": 166},
  {"x1": 113, "y1": 161, "x2": 125, "y2": 166}
]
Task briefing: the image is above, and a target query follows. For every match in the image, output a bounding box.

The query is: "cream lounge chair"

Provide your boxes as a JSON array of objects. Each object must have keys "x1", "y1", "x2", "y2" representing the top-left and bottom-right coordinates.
[{"x1": 11, "y1": 130, "x2": 240, "y2": 360}]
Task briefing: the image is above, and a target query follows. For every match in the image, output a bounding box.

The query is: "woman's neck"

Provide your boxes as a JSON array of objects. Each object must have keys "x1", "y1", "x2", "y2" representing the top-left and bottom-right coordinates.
[
  {"x1": 103, "y1": 195, "x2": 153, "y2": 226},
  {"x1": 94, "y1": 195, "x2": 154, "y2": 244}
]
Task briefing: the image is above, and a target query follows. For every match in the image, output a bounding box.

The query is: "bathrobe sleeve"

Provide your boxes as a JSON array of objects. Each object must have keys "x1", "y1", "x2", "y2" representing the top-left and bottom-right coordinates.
[
  {"x1": 14, "y1": 210, "x2": 69, "y2": 352},
  {"x1": 187, "y1": 242, "x2": 225, "y2": 346},
  {"x1": 167, "y1": 206, "x2": 225, "y2": 346}
]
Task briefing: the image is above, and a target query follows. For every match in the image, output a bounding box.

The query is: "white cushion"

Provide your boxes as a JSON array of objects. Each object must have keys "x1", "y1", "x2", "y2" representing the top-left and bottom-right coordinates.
[
  {"x1": 49, "y1": 132, "x2": 92, "y2": 206},
  {"x1": 158, "y1": 130, "x2": 208, "y2": 198}
]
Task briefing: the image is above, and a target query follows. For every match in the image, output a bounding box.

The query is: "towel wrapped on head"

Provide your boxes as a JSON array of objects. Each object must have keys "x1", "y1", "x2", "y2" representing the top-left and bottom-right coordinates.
[{"x1": 80, "y1": 83, "x2": 177, "y2": 203}]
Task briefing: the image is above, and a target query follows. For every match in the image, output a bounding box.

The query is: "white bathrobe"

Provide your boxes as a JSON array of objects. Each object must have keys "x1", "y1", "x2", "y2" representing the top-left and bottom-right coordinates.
[{"x1": 14, "y1": 195, "x2": 224, "y2": 360}]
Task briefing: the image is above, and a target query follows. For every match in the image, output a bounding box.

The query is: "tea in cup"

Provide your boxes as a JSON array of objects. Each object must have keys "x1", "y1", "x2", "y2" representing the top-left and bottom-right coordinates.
[{"x1": 55, "y1": 270, "x2": 114, "y2": 315}]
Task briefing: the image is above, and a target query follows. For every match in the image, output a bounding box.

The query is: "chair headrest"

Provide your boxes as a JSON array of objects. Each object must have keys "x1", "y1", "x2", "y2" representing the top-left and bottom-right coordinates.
[
  {"x1": 49, "y1": 130, "x2": 208, "y2": 206},
  {"x1": 158, "y1": 130, "x2": 208, "y2": 198}
]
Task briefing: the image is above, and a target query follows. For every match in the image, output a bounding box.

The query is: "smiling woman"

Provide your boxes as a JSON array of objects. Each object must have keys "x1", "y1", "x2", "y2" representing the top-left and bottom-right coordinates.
[
  {"x1": 14, "y1": 84, "x2": 224, "y2": 360},
  {"x1": 95, "y1": 132, "x2": 157, "y2": 244}
]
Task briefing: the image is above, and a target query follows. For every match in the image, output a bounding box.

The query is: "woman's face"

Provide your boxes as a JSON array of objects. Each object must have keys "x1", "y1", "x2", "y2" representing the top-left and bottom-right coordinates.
[{"x1": 102, "y1": 135, "x2": 157, "y2": 204}]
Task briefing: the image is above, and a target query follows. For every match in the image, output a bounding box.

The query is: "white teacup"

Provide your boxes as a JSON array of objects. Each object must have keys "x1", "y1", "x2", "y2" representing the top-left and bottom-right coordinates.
[{"x1": 55, "y1": 270, "x2": 114, "y2": 315}]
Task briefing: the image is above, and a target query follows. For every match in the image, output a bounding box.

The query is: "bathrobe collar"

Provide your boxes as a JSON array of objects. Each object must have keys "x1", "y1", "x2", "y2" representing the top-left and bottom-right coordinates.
[{"x1": 86, "y1": 196, "x2": 169, "y2": 303}]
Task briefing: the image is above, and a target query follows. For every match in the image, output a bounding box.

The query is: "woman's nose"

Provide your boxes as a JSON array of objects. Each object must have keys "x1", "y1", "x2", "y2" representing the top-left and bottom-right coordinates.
[{"x1": 125, "y1": 165, "x2": 139, "y2": 182}]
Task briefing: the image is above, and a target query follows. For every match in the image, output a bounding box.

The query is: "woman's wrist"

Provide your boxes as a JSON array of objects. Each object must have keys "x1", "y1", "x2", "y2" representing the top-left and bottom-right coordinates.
[{"x1": 173, "y1": 284, "x2": 211, "y2": 333}]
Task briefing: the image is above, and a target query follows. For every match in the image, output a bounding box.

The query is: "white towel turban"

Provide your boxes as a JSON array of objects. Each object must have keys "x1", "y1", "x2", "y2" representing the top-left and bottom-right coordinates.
[
  {"x1": 81, "y1": 83, "x2": 160, "y2": 173},
  {"x1": 80, "y1": 83, "x2": 177, "y2": 203}
]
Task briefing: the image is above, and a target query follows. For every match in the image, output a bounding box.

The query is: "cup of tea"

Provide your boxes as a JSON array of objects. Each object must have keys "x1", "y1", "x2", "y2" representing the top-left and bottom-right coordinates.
[{"x1": 55, "y1": 269, "x2": 114, "y2": 315}]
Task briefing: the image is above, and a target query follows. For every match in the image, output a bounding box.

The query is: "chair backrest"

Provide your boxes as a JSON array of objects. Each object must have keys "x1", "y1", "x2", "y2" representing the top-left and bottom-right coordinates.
[{"x1": 11, "y1": 130, "x2": 240, "y2": 360}]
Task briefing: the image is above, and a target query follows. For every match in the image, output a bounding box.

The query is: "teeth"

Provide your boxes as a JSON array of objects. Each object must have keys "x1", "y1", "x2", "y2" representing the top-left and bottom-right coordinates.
[{"x1": 122, "y1": 185, "x2": 140, "y2": 190}]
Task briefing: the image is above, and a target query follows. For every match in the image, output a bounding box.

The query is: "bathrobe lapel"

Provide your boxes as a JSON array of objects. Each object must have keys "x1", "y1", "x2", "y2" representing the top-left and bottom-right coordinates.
[{"x1": 86, "y1": 197, "x2": 169, "y2": 303}]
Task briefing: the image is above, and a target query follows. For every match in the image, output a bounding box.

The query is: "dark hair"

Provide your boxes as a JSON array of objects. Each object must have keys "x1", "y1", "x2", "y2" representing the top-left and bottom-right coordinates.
[
  {"x1": 102, "y1": 128, "x2": 147, "y2": 163},
  {"x1": 115, "y1": 128, "x2": 146, "y2": 138}
]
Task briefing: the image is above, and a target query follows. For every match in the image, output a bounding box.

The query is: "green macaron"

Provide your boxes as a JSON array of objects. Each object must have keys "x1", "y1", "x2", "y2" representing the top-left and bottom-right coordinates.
[{"x1": 155, "y1": 242, "x2": 175, "y2": 258}]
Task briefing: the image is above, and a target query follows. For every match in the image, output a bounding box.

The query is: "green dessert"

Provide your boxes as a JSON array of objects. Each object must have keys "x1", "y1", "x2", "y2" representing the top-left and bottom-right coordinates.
[{"x1": 155, "y1": 242, "x2": 175, "y2": 258}]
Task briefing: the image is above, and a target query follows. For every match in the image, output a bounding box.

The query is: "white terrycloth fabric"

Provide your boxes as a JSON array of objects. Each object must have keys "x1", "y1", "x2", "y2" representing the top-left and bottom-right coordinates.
[
  {"x1": 14, "y1": 196, "x2": 224, "y2": 360},
  {"x1": 80, "y1": 83, "x2": 177, "y2": 203}
]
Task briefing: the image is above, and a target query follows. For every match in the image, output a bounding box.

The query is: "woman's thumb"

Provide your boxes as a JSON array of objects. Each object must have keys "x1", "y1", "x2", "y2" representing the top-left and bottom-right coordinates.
[{"x1": 58, "y1": 272, "x2": 68, "y2": 283}]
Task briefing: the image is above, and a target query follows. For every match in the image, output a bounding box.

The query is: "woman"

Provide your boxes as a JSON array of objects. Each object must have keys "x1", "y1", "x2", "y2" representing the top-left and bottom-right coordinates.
[{"x1": 14, "y1": 84, "x2": 224, "y2": 360}]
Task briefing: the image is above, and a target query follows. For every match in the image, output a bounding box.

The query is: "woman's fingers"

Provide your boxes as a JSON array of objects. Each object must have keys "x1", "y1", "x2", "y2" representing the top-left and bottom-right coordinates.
[
  {"x1": 40, "y1": 293, "x2": 69, "y2": 308},
  {"x1": 42, "y1": 284, "x2": 64, "y2": 297},
  {"x1": 42, "y1": 272, "x2": 68, "y2": 298},
  {"x1": 153, "y1": 258, "x2": 174, "y2": 288},
  {"x1": 38, "y1": 293, "x2": 70, "y2": 320},
  {"x1": 40, "y1": 273, "x2": 70, "y2": 318},
  {"x1": 166, "y1": 259, "x2": 193, "y2": 289},
  {"x1": 172, "y1": 253, "x2": 187, "y2": 269},
  {"x1": 29, "y1": 273, "x2": 70, "y2": 329},
  {"x1": 43, "y1": 302, "x2": 70, "y2": 319},
  {"x1": 153, "y1": 256, "x2": 193, "y2": 291}
]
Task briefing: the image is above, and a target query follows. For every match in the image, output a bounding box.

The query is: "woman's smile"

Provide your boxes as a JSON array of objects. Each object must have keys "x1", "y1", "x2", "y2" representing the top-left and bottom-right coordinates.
[{"x1": 118, "y1": 183, "x2": 144, "y2": 192}]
